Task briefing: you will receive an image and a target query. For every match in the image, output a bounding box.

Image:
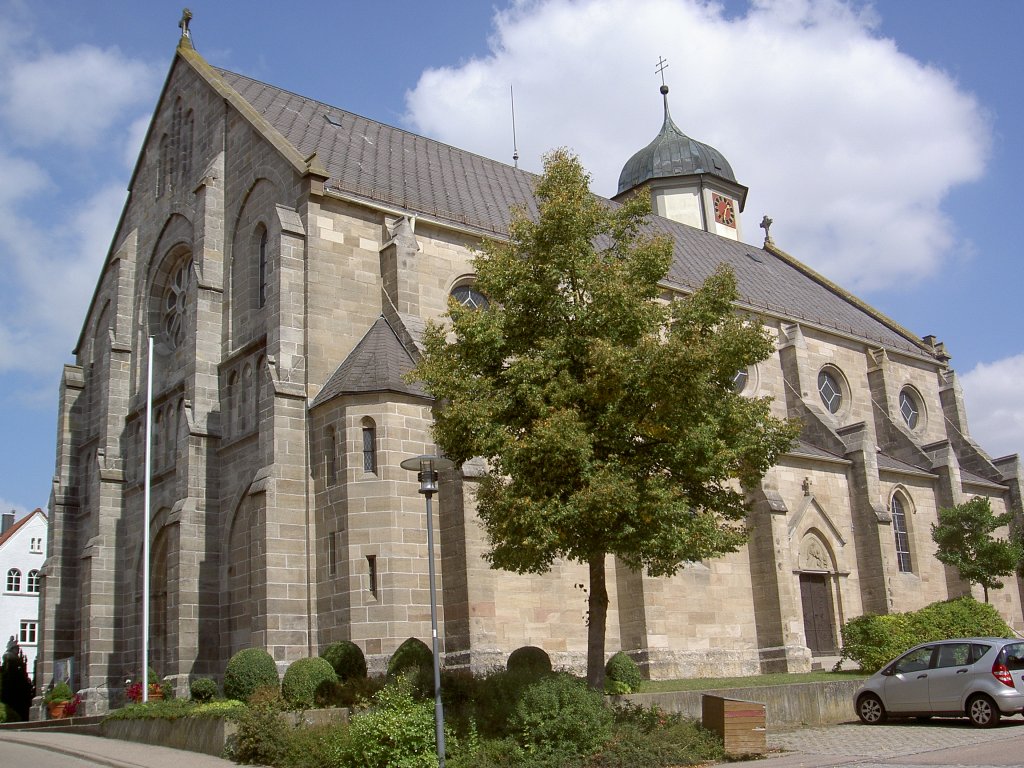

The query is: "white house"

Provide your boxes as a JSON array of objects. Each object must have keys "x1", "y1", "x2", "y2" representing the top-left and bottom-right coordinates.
[{"x1": 1, "y1": 508, "x2": 47, "y2": 678}]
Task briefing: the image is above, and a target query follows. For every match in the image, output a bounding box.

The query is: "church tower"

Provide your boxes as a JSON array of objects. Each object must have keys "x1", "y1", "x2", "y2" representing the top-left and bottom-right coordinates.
[{"x1": 614, "y1": 84, "x2": 747, "y2": 242}]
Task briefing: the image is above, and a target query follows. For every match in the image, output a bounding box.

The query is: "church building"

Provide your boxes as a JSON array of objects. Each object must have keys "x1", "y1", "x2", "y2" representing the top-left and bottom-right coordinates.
[{"x1": 40, "y1": 22, "x2": 1024, "y2": 712}]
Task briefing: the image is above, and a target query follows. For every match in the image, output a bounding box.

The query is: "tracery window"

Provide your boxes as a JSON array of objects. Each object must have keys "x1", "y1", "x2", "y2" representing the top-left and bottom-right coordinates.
[
  {"x1": 899, "y1": 387, "x2": 920, "y2": 430},
  {"x1": 891, "y1": 494, "x2": 913, "y2": 573},
  {"x1": 258, "y1": 227, "x2": 268, "y2": 308},
  {"x1": 817, "y1": 369, "x2": 843, "y2": 414},
  {"x1": 162, "y1": 258, "x2": 194, "y2": 350},
  {"x1": 732, "y1": 368, "x2": 749, "y2": 394},
  {"x1": 362, "y1": 421, "x2": 378, "y2": 474},
  {"x1": 6, "y1": 568, "x2": 21, "y2": 592},
  {"x1": 451, "y1": 284, "x2": 488, "y2": 310}
]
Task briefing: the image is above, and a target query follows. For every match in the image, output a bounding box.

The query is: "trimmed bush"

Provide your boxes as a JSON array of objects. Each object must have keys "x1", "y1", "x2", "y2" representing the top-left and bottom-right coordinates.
[
  {"x1": 224, "y1": 648, "x2": 279, "y2": 702},
  {"x1": 510, "y1": 673, "x2": 613, "y2": 759},
  {"x1": 605, "y1": 651, "x2": 642, "y2": 693},
  {"x1": 386, "y1": 637, "x2": 433, "y2": 678},
  {"x1": 506, "y1": 645, "x2": 552, "y2": 677},
  {"x1": 190, "y1": 677, "x2": 219, "y2": 702},
  {"x1": 282, "y1": 657, "x2": 338, "y2": 709},
  {"x1": 334, "y1": 674, "x2": 452, "y2": 768},
  {"x1": 320, "y1": 640, "x2": 367, "y2": 682},
  {"x1": 838, "y1": 596, "x2": 1013, "y2": 672}
]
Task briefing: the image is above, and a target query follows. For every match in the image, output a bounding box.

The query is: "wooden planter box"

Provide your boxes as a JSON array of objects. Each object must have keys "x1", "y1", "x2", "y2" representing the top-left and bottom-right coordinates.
[{"x1": 701, "y1": 694, "x2": 766, "y2": 756}]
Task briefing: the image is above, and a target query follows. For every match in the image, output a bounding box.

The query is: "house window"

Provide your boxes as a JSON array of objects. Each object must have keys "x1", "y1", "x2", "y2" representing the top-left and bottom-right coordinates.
[
  {"x1": 817, "y1": 369, "x2": 843, "y2": 414},
  {"x1": 6, "y1": 568, "x2": 21, "y2": 592},
  {"x1": 366, "y1": 555, "x2": 378, "y2": 598},
  {"x1": 892, "y1": 495, "x2": 912, "y2": 573},
  {"x1": 19, "y1": 620, "x2": 37, "y2": 645},
  {"x1": 326, "y1": 427, "x2": 338, "y2": 486},
  {"x1": 258, "y1": 228, "x2": 268, "y2": 308},
  {"x1": 30, "y1": 537, "x2": 42, "y2": 553},
  {"x1": 362, "y1": 423, "x2": 377, "y2": 474},
  {"x1": 27, "y1": 570, "x2": 40, "y2": 593}
]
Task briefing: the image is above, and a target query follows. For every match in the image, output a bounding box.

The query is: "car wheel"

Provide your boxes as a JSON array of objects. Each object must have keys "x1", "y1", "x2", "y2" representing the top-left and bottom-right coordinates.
[
  {"x1": 857, "y1": 693, "x2": 887, "y2": 724},
  {"x1": 967, "y1": 694, "x2": 1000, "y2": 728}
]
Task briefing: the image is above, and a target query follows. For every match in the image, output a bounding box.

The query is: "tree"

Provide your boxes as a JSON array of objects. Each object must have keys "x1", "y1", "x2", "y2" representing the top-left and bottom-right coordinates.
[
  {"x1": 1, "y1": 637, "x2": 35, "y2": 720},
  {"x1": 931, "y1": 496, "x2": 1022, "y2": 602},
  {"x1": 412, "y1": 149, "x2": 798, "y2": 689}
]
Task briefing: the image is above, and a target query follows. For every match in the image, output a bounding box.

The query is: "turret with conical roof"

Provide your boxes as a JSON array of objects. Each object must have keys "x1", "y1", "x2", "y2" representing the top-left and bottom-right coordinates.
[{"x1": 614, "y1": 84, "x2": 747, "y2": 242}]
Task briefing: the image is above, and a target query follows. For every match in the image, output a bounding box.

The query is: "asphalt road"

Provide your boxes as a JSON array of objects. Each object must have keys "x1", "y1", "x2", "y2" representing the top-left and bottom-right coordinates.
[{"x1": 2, "y1": 717, "x2": 1023, "y2": 768}]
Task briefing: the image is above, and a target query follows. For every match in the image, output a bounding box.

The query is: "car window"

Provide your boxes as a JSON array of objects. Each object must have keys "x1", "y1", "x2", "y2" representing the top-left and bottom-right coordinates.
[
  {"x1": 969, "y1": 644, "x2": 991, "y2": 664},
  {"x1": 1000, "y1": 642, "x2": 1024, "y2": 670},
  {"x1": 892, "y1": 646, "x2": 934, "y2": 674},
  {"x1": 935, "y1": 643, "x2": 972, "y2": 668}
]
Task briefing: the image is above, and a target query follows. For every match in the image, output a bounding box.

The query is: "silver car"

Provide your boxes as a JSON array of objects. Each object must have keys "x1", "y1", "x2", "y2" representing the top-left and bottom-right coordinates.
[{"x1": 854, "y1": 637, "x2": 1024, "y2": 727}]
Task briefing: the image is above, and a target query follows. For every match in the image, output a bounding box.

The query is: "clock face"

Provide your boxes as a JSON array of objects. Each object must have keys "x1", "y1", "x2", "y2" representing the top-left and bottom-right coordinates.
[{"x1": 712, "y1": 193, "x2": 736, "y2": 228}]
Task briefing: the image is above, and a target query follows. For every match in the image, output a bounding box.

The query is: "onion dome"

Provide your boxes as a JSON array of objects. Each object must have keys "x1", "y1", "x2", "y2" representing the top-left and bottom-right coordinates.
[{"x1": 617, "y1": 85, "x2": 736, "y2": 196}]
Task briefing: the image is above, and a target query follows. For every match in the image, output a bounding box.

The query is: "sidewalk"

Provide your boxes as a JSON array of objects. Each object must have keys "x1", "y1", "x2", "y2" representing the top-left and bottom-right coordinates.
[{"x1": 0, "y1": 730, "x2": 237, "y2": 768}]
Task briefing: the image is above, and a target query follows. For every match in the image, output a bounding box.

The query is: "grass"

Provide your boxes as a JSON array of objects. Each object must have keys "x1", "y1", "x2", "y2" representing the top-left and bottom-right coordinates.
[{"x1": 638, "y1": 670, "x2": 867, "y2": 693}]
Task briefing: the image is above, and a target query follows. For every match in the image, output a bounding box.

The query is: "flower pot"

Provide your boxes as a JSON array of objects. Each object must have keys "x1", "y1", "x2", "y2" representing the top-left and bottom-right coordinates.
[
  {"x1": 47, "y1": 701, "x2": 68, "y2": 719},
  {"x1": 148, "y1": 685, "x2": 164, "y2": 701}
]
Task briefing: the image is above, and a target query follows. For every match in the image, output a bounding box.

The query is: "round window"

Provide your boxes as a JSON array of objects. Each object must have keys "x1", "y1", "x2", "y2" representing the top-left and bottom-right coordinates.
[
  {"x1": 451, "y1": 284, "x2": 488, "y2": 310},
  {"x1": 899, "y1": 387, "x2": 921, "y2": 430},
  {"x1": 817, "y1": 369, "x2": 843, "y2": 414}
]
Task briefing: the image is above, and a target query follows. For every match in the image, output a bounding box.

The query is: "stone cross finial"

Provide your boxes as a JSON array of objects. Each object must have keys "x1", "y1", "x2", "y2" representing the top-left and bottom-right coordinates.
[
  {"x1": 179, "y1": 8, "x2": 193, "y2": 39},
  {"x1": 760, "y1": 215, "x2": 773, "y2": 246}
]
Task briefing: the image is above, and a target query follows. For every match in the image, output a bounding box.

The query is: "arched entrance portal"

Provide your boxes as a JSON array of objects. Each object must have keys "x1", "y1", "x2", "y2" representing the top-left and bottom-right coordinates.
[{"x1": 798, "y1": 534, "x2": 838, "y2": 656}]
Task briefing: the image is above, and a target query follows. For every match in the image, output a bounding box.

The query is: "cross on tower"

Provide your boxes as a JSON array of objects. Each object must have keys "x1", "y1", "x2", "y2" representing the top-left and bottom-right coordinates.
[
  {"x1": 179, "y1": 8, "x2": 193, "y2": 39},
  {"x1": 655, "y1": 56, "x2": 669, "y2": 86}
]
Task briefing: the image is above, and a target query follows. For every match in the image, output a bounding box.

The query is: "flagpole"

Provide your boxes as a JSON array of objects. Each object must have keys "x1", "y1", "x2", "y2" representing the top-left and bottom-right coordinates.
[{"x1": 142, "y1": 336, "x2": 153, "y2": 703}]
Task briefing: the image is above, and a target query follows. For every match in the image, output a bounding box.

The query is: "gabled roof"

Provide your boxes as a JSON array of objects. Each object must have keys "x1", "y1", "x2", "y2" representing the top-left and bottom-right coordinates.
[
  {"x1": 0, "y1": 508, "x2": 46, "y2": 549},
  {"x1": 311, "y1": 316, "x2": 427, "y2": 408},
  {"x1": 198, "y1": 60, "x2": 932, "y2": 360}
]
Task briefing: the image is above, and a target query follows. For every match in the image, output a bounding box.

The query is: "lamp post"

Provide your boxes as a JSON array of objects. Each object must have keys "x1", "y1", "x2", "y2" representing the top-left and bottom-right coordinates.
[{"x1": 399, "y1": 454, "x2": 454, "y2": 768}]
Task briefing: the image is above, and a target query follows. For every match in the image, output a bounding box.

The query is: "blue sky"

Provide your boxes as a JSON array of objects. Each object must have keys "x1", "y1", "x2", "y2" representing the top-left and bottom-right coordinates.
[{"x1": 0, "y1": 0, "x2": 1021, "y2": 517}]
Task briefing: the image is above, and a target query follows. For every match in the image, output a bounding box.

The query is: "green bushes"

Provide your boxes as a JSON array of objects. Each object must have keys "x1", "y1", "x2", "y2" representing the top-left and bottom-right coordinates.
[
  {"x1": 604, "y1": 651, "x2": 642, "y2": 694},
  {"x1": 506, "y1": 646, "x2": 552, "y2": 677},
  {"x1": 190, "y1": 677, "x2": 219, "y2": 702},
  {"x1": 282, "y1": 657, "x2": 338, "y2": 709},
  {"x1": 228, "y1": 688, "x2": 290, "y2": 765},
  {"x1": 224, "y1": 648, "x2": 280, "y2": 701},
  {"x1": 320, "y1": 641, "x2": 367, "y2": 682},
  {"x1": 387, "y1": 637, "x2": 433, "y2": 678},
  {"x1": 838, "y1": 596, "x2": 1013, "y2": 672},
  {"x1": 510, "y1": 673, "x2": 613, "y2": 760}
]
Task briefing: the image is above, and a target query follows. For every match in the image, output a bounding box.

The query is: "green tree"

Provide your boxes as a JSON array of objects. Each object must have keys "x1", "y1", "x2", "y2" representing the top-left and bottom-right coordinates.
[
  {"x1": 412, "y1": 149, "x2": 797, "y2": 689},
  {"x1": 931, "y1": 496, "x2": 1023, "y2": 602}
]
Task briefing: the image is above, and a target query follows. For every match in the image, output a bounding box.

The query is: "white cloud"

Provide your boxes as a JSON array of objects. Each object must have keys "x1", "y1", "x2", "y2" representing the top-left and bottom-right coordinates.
[
  {"x1": 0, "y1": 44, "x2": 158, "y2": 148},
  {"x1": 404, "y1": 0, "x2": 988, "y2": 291},
  {"x1": 960, "y1": 354, "x2": 1024, "y2": 462},
  {"x1": 0, "y1": 497, "x2": 32, "y2": 519}
]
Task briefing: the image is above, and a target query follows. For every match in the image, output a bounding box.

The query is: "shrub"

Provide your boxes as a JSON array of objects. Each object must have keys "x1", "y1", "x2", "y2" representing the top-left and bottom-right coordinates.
[
  {"x1": 314, "y1": 676, "x2": 383, "y2": 709},
  {"x1": 0, "y1": 702, "x2": 21, "y2": 723},
  {"x1": 190, "y1": 677, "x2": 219, "y2": 702},
  {"x1": 224, "y1": 648, "x2": 280, "y2": 702},
  {"x1": 838, "y1": 596, "x2": 1013, "y2": 672},
  {"x1": 320, "y1": 641, "x2": 367, "y2": 682},
  {"x1": 506, "y1": 646, "x2": 552, "y2": 678},
  {"x1": 334, "y1": 674, "x2": 452, "y2": 768},
  {"x1": 386, "y1": 637, "x2": 434, "y2": 678},
  {"x1": 227, "y1": 687, "x2": 290, "y2": 765},
  {"x1": 282, "y1": 657, "x2": 338, "y2": 709},
  {"x1": 604, "y1": 651, "x2": 642, "y2": 693},
  {"x1": 510, "y1": 673, "x2": 613, "y2": 759},
  {"x1": 1, "y1": 641, "x2": 34, "y2": 720}
]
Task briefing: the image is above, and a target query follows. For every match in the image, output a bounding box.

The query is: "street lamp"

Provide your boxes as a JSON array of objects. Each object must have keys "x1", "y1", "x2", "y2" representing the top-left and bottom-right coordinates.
[{"x1": 399, "y1": 454, "x2": 454, "y2": 767}]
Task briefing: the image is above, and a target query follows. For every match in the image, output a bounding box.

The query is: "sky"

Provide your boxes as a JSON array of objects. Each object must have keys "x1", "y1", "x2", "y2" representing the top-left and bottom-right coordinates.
[{"x1": 0, "y1": 0, "x2": 1021, "y2": 518}]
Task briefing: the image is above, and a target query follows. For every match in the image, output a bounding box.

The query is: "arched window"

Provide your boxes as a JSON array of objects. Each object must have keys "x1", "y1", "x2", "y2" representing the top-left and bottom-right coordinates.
[
  {"x1": 162, "y1": 257, "x2": 194, "y2": 350},
  {"x1": 239, "y1": 363, "x2": 252, "y2": 433},
  {"x1": 361, "y1": 419, "x2": 378, "y2": 474},
  {"x1": 225, "y1": 371, "x2": 238, "y2": 439},
  {"x1": 899, "y1": 387, "x2": 922, "y2": 430},
  {"x1": 27, "y1": 570, "x2": 41, "y2": 593},
  {"x1": 171, "y1": 98, "x2": 183, "y2": 189},
  {"x1": 258, "y1": 227, "x2": 268, "y2": 308},
  {"x1": 157, "y1": 134, "x2": 169, "y2": 196},
  {"x1": 181, "y1": 109, "x2": 194, "y2": 184},
  {"x1": 450, "y1": 279, "x2": 488, "y2": 310},
  {"x1": 891, "y1": 494, "x2": 913, "y2": 573},
  {"x1": 6, "y1": 568, "x2": 21, "y2": 592}
]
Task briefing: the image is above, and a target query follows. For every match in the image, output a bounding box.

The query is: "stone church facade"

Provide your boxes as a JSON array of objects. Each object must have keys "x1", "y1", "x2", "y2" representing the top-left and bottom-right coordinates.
[{"x1": 40, "y1": 30, "x2": 1024, "y2": 710}]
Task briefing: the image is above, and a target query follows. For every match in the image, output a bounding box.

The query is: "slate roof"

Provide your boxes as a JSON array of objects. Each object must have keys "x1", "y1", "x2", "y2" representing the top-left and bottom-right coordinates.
[
  {"x1": 876, "y1": 452, "x2": 936, "y2": 477},
  {"x1": 310, "y1": 316, "x2": 426, "y2": 408},
  {"x1": 790, "y1": 440, "x2": 848, "y2": 462},
  {"x1": 960, "y1": 468, "x2": 1005, "y2": 488},
  {"x1": 213, "y1": 67, "x2": 931, "y2": 359}
]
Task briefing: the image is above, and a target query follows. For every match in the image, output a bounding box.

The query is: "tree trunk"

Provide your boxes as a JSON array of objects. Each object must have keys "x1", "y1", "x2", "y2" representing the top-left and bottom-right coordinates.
[
  {"x1": 983, "y1": 585, "x2": 989, "y2": 603},
  {"x1": 587, "y1": 552, "x2": 609, "y2": 690}
]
